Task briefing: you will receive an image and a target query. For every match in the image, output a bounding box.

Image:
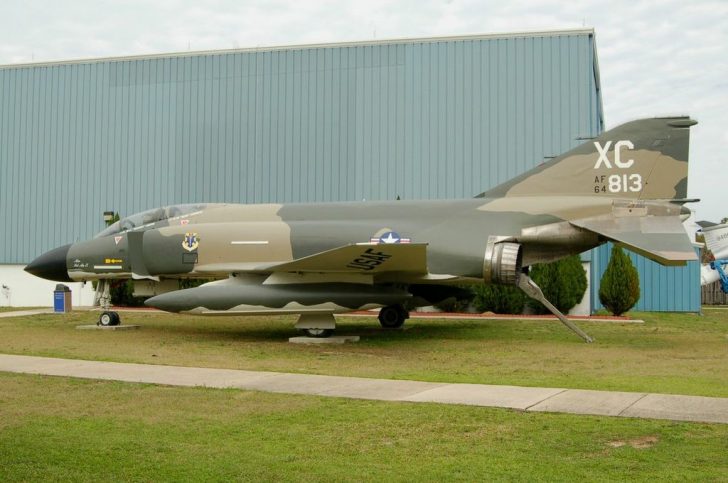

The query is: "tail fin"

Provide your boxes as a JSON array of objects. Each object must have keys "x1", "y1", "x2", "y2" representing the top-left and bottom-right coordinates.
[{"x1": 480, "y1": 116, "x2": 696, "y2": 200}]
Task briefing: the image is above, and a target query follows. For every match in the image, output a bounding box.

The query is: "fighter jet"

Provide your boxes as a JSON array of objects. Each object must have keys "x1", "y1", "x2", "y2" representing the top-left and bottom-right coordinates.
[
  {"x1": 697, "y1": 221, "x2": 728, "y2": 291},
  {"x1": 25, "y1": 117, "x2": 698, "y2": 342}
]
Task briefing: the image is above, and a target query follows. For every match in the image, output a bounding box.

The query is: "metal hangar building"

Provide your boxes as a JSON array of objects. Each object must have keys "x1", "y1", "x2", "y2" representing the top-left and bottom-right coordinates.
[{"x1": 0, "y1": 29, "x2": 699, "y2": 311}]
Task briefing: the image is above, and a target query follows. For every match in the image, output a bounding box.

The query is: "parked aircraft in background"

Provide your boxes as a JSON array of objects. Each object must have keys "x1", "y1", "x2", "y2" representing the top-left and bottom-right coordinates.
[
  {"x1": 698, "y1": 221, "x2": 728, "y2": 292},
  {"x1": 26, "y1": 117, "x2": 699, "y2": 342}
]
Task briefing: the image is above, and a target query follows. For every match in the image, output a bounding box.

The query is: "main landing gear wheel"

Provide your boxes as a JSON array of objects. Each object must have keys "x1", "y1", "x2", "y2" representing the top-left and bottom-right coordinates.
[
  {"x1": 301, "y1": 328, "x2": 334, "y2": 338},
  {"x1": 98, "y1": 311, "x2": 120, "y2": 327},
  {"x1": 378, "y1": 304, "x2": 409, "y2": 329}
]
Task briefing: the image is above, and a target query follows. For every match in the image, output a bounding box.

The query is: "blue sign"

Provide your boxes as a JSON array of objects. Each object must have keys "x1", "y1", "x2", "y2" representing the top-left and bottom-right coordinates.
[{"x1": 53, "y1": 291, "x2": 66, "y2": 312}]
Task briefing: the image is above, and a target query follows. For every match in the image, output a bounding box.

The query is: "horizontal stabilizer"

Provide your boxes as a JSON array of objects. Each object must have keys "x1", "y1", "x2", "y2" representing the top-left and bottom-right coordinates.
[
  {"x1": 571, "y1": 216, "x2": 697, "y2": 266},
  {"x1": 196, "y1": 243, "x2": 428, "y2": 275},
  {"x1": 696, "y1": 220, "x2": 718, "y2": 228}
]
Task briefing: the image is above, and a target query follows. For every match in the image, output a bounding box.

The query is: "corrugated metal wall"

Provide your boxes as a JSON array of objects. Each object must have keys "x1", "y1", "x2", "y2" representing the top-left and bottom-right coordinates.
[
  {"x1": 0, "y1": 31, "x2": 602, "y2": 263},
  {"x1": 590, "y1": 243, "x2": 701, "y2": 313}
]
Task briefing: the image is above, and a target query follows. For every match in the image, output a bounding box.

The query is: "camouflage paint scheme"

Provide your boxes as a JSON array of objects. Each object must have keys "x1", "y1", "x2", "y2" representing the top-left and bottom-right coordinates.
[{"x1": 26, "y1": 117, "x2": 698, "y2": 317}]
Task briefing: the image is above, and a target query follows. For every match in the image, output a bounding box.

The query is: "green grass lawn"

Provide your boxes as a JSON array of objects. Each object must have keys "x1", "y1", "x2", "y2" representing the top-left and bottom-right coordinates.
[
  {"x1": 1, "y1": 309, "x2": 727, "y2": 397},
  {"x1": 1, "y1": 372, "x2": 726, "y2": 482}
]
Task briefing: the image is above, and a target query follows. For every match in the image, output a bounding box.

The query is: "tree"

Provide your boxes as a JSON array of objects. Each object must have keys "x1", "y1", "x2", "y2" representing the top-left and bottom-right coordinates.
[
  {"x1": 105, "y1": 212, "x2": 120, "y2": 227},
  {"x1": 529, "y1": 255, "x2": 588, "y2": 314},
  {"x1": 599, "y1": 245, "x2": 640, "y2": 316},
  {"x1": 471, "y1": 284, "x2": 526, "y2": 314},
  {"x1": 429, "y1": 283, "x2": 525, "y2": 314},
  {"x1": 110, "y1": 280, "x2": 146, "y2": 307}
]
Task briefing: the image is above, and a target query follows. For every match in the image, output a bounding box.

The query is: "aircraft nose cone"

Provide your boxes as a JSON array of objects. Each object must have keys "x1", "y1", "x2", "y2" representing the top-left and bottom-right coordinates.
[{"x1": 24, "y1": 244, "x2": 72, "y2": 282}]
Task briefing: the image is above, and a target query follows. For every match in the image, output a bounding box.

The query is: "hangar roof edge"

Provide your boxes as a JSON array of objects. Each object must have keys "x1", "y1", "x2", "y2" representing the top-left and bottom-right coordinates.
[{"x1": 0, "y1": 28, "x2": 595, "y2": 70}]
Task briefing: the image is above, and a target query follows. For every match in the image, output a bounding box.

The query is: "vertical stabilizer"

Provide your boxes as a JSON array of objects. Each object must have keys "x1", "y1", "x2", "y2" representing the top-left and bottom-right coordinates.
[{"x1": 479, "y1": 117, "x2": 696, "y2": 200}]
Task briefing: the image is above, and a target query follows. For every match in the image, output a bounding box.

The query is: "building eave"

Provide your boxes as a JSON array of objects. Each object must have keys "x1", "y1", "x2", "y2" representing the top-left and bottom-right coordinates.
[{"x1": 0, "y1": 28, "x2": 596, "y2": 70}]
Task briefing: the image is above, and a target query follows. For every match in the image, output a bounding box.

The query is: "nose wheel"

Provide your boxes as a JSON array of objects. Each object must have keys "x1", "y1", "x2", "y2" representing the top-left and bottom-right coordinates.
[
  {"x1": 378, "y1": 304, "x2": 409, "y2": 329},
  {"x1": 95, "y1": 280, "x2": 122, "y2": 326},
  {"x1": 98, "y1": 311, "x2": 121, "y2": 326}
]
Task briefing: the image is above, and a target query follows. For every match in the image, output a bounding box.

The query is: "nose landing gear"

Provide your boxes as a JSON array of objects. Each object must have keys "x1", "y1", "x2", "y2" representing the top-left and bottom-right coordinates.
[{"x1": 95, "y1": 279, "x2": 121, "y2": 326}]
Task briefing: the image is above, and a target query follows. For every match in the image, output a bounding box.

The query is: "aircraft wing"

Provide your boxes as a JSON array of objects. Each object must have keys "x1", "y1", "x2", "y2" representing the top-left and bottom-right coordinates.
[
  {"x1": 196, "y1": 243, "x2": 428, "y2": 275},
  {"x1": 571, "y1": 215, "x2": 697, "y2": 266}
]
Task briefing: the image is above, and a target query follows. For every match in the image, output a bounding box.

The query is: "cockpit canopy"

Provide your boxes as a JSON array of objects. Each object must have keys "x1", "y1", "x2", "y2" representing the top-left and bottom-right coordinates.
[{"x1": 95, "y1": 204, "x2": 208, "y2": 238}]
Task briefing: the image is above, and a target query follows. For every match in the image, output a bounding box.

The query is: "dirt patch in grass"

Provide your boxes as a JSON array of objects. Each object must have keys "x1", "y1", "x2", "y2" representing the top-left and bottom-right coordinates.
[{"x1": 607, "y1": 435, "x2": 659, "y2": 449}]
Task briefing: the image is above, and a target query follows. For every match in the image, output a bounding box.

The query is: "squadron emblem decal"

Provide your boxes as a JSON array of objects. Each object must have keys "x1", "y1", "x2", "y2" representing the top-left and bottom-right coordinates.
[{"x1": 182, "y1": 232, "x2": 200, "y2": 252}]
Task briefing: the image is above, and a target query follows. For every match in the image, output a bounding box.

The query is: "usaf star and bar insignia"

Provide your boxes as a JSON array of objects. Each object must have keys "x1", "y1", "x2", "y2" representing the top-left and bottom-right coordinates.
[{"x1": 370, "y1": 231, "x2": 411, "y2": 244}]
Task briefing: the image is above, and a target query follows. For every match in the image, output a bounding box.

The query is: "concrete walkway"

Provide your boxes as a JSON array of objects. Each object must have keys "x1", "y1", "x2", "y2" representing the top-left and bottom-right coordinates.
[
  {"x1": 0, "y1": 309, "x2": 53, "y2": 318},
  {"x1": 1, "y1": 353, "x2": 726, "y2": 424}
]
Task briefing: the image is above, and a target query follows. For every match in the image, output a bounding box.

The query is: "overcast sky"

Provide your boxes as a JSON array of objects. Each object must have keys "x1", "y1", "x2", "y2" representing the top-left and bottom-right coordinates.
[{"x1": 2, "y1": 0, "x2": 726, "y2": 223}]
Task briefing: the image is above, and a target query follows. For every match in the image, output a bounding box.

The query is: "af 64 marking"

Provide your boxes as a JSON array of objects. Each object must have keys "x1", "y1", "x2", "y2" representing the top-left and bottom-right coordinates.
[{"x1": 593, "y1": 140, "x2": 642, "y2": 194}]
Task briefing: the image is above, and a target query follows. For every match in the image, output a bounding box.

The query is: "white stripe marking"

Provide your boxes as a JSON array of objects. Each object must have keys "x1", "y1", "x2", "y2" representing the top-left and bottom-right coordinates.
[{"x1": 94, "y1": 265, "x2": 123, "y2": 270}]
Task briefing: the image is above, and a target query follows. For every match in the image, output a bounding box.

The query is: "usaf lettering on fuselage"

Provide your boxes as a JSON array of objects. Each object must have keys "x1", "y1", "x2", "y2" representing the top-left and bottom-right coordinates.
[
  {"x1": 346, "y1": 248, "x2": 392, "y2": 271},
  {"x1": 592, "y1": 140, "x2": 642, "y2": 194}
]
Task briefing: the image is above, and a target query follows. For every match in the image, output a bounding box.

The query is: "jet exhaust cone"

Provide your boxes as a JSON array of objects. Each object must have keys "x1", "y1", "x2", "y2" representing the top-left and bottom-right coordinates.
[{"x1": 24, "y1": 244, "x2": 72, "y2": 282}]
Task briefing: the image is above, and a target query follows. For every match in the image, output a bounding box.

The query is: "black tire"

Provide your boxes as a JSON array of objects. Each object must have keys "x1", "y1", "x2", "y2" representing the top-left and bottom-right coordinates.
[
  {"x1": 302, "y1": 328, "x2": 334, "y2": 338},
  {"x1": 398, "y1": 305, "x2": 411, "y2": 320},
  {"x1": 110, "y1": 311, "x2": 121, "y2": 326},
  {"x1": 98, "y1": 311, "x2": 121, "y2": 326},
  {"x1": 378, "y1": 304, "x2": 407, "y2": 329},
  {"x1": 99, "y1": 311, "x2": 114, "y2": 326}
]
